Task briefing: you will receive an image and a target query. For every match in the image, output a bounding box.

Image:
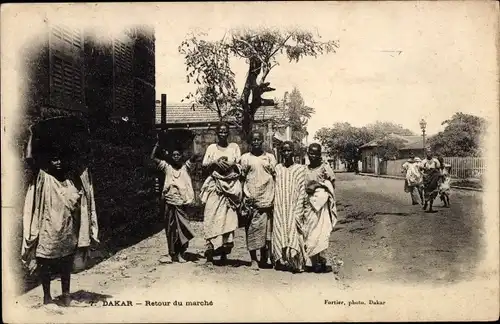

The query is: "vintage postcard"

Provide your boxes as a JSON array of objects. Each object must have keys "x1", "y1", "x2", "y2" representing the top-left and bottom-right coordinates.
[{"x1": 1, "y1": 1, "x2": 499, "y2": 323}]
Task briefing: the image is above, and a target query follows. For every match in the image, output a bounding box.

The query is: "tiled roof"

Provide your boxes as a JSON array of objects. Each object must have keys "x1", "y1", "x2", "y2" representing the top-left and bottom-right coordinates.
[
  {"x1": 155, "y1": 102, "x2": 284, "y2": 125},
  {"x1": 400, "y1": 136, "x2": 425, "y2": 150},
  {"x1": 360, "y1": 134, "x2": 423, "y2": 150}
]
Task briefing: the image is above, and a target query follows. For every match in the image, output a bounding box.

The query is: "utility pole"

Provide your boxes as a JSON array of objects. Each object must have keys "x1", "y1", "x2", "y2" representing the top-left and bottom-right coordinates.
[{"x1": 161, "y1": 93, "x2": 167, "y2": 125}]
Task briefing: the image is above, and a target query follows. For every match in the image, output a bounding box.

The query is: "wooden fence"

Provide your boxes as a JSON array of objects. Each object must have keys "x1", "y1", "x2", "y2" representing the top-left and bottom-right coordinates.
[
  {"x1": 443, "y1": 157, "x2": 485, "y2": 179},
  {"x1": 383, "y1": 157, "x2": 485, "y2": 180}
]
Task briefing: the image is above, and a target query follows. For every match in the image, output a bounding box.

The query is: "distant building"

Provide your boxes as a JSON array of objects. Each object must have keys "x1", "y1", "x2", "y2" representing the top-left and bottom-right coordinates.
[
  {"x1": 303, "y1": 145, "x2": 347, "y2": 171},
  {"x1": 154, "y1": 101, "x2": 286, "y2": 155},
  {"x1": 23, "y1": 22, "x2": 155, "y2": 131},
  {"x1": 359, "y1": 133, "x2": 424, "y2": 174},
  {"x1": 153, "y1": 102, "x2": 286, "y2": 205}
]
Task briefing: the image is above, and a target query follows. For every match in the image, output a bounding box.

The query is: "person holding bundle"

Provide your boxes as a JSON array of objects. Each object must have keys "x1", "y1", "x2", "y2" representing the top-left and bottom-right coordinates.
[
  {"x1": 401, "y1": 153, "x2": 424, "y2": 206},
  {"x1": 200, "y1": 123, "x2": 242, "y2": 264},
  {"x1": 419, "y1": 149, "x2": 442, "y2": 213},
  {"x1": 303, "y1": 143, "x2": 338, "y2": 273}
]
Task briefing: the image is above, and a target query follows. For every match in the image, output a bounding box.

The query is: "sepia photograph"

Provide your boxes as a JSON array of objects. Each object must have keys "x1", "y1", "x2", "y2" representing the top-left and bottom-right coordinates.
[{"x1": 1, "y1": 2, "x2": 499, "y2": 323}]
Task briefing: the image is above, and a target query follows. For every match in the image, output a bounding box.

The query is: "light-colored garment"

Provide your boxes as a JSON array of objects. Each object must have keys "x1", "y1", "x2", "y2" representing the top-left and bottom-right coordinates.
[
  {"x1": 157, "y1": 160, "x2": 195, "y2": 206},
  {"x1": 202, "y1": 143, "x2": 241, "y2": 167},
  {"x1": 421, "y1": 157, "x2": 441, "y2": 171},
  {"x1": 439, "y1": 166, "x2": 451, "y2": 194},
  {"x1": 240, "y1": 152, "x2": 277, "y2": 209},
  {"x1": 245, "y1": 207, "x2": 272, "y2": 251},
  {"x1": 305, "y1": 163, "x2": 336, "y2": 186},
  {"x1": 241, "y1": 152, "x2": 276, "y2": 251},
  {"x1": 402, "y1": 159, "x2": 423, "y2": 204},
  {"x1": 304, "y1": 165, "x2": 338, "y2": 261},
  {"x1": 78, "y1": 168, "x2": 99, "y2": 248},
  {"x1": 272, "y1": 163, "x2": 307, "y2": 270},
  {"x1": 21, "y1": 169, "x2": 98, "y2": 267},
  {"x1": 200, "y1": 143, "x2": 242, "y2": 250},
  {"x1": 404, "y1": 161, "x2": 423, "y2": 187}
]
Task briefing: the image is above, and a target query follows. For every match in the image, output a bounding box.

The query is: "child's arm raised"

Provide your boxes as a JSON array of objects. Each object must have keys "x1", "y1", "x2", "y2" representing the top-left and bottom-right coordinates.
[{"x1": 150, "y1": 141, "x2": 167, "y2": 171}]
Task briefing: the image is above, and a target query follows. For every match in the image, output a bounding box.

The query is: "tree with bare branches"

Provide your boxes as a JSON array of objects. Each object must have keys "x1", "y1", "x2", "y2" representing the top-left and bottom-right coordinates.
[{"x1": 179, "y1": 28, "x2": 338, "y2": 137}]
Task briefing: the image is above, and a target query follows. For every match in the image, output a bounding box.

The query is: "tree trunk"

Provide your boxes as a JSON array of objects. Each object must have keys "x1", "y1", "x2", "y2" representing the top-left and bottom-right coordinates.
[{"x1": 240, "y1": 57, "x2": 262, "y2": 139}]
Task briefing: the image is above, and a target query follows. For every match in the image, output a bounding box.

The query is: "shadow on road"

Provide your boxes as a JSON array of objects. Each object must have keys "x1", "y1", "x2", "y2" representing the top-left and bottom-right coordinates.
[
  {"x1": 213, "y1": 259, "x2": 252, "y2": 268},
  {"x1": 68, "y1": 290, "x2": 113, "y2": 304},
  {"x1": 20, "y1": 216, "x2": 165, "y2": 295},
  {"x1": 183, "y1": 252, "x2": 204, "y2": 263}
]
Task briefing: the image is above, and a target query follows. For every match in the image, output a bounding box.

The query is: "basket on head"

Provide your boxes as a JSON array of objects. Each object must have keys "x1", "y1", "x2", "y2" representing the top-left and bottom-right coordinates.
[
  {"x1": 158, "y1": 129, "x2": 194, "y2": 153},
  {"x1": 29, "y1": 116, "x2": 91, "y2": 170}
]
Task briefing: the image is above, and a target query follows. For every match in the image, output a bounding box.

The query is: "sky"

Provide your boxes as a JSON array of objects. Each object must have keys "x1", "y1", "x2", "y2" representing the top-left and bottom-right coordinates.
[
  {"x1": 152, "y1": 1, "x2": 498, "y2": 141},
  {"x1": 3, "y1": 2, "x2": 498, "y2": 141}
]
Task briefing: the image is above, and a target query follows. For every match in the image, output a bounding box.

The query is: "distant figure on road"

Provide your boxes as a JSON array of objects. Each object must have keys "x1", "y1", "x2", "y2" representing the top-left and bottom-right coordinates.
[
  {"x1": 200, "y1": 123, "x2": 242, "y2": 264},
  {"x1": 437, "y1": 156, "x2": 451, "y2": 208},
  {"x1": 304, "y1": 143, "x2": 338, "y2": 273},
  {"x1": 401, "y1": 153, "x2": 423, "y2": 205},
  {"x1": 272, "y1": 141, "x2": 307, "y2": 273},
  {"x1": 151, "y1": 141, "x2": 196, "y2": 264},
  {"x1": 240, "y1": 131, "x2": 277, "y2": 270},
  {"x1": 419, "y1": 149, "x2": 442, "y2": 212}
]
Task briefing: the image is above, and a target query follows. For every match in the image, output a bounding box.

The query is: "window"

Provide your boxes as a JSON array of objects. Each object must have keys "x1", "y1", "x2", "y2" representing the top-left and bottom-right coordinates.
[
  {"x1": 113, "y1": 38, "x2": 134, "y2": 118},
  {"x1": 49, "y1": 24, "x2": 84, "y2": 111}
]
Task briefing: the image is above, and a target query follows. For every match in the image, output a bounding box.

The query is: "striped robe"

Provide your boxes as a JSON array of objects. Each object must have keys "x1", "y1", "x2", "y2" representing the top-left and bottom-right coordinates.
[{"x1": 271, "y1": 163, "x2": 307, "y2": 270}]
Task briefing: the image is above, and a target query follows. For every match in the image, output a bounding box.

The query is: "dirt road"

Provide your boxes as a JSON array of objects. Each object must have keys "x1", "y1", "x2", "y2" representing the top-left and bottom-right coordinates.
[{"x1": 11, "y1": 173, "x2": 486, "y2": 322}]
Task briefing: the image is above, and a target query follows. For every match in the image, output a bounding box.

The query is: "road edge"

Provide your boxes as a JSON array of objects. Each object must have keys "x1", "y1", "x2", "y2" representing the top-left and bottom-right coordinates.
[{"x1": 357, "y1": 173, "x2": 483, "y2": 192}]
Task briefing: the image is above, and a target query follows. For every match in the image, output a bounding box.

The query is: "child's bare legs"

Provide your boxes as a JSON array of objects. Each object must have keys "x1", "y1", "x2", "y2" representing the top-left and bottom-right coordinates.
[
  {"x1": 259, "y1": 247, "x2": 268, "y2": 266},
  {"x1": 172, "y1": 245, "x2": 188, "y2": 263},
  {"x1": 443, "y1": 193, "x2": 450, "y2": 207},
  {"x1": 204, "y1": 241, "x2": 214, "y2": 264},
  {"x1": 37, "y1": 259, "x2": 53, "y2": 305},
  {"x1": 249, "y1": 250, "x2": 259, "y2": 270},
  {"x1": 259, "y1": 241, "x2": 272, "y2": 268},
  {"x1": 60, "y1": 254, "x2": 74, "y2": 307},
  {"x1": 426, "y1": 193, "x2": 437, "y2": 212}
]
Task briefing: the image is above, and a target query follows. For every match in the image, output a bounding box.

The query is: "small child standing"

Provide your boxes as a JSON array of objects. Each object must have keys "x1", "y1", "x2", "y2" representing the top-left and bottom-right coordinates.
[
  {"x1": 151, "y1": 141, "x2": 197, "y2": 263},
  {"x1": 438, "y1": 157, "x2": 451, "y2": 208},
  {"x1": 22, "y1": 120, "x2": 99, "y2": 307}
]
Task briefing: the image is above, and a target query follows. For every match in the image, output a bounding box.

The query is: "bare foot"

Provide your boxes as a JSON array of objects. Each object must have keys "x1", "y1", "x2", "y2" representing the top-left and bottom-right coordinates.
[
  {"x1": 220, "y1": 253, "x2": 228, "y2": 264},
  {"x1": 259, "y1": 262, "x2": 273, "y2": 269},
  {"x1": 177, "y1": 254, "x2": 187, "y2": 263},
  {"x1": 250, "y1": 260, "x2": 260, "y2": 271},
  {"x1": 159, "y1": 255, "x2": 173, "y2": 264},
  {"x1": 43, "y1": 296, "x2": 54, "y2": 305},
  {"x1": 61, "y1": 294, "x2": 71, "y2": 307}
]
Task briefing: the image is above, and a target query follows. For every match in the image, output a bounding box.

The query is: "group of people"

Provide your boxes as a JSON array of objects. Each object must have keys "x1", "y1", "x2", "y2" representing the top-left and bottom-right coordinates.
[
  {"x1": 401, "y1": 149, "x2": 451, "y2": 212},
  {"x1": 151, "y1": 123, "x2": 338, "y2": 274},
  {"x1": 20, "y1": 120, "x2": 337, "y2": 307}
]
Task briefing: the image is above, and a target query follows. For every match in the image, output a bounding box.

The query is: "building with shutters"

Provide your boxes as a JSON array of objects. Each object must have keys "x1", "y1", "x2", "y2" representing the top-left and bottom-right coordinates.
[{"x1": 23, "y1": 22, "x2": 155, "y2": 131}]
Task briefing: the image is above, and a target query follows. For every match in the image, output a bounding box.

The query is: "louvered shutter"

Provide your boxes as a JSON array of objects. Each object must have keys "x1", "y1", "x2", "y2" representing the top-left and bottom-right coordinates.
[
  {"x1": 49, "y1": 24, "x2": 85, "y2": 111},
  {"x1": 113, "y1": 37, "x2": 134, "y2": 119}
]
